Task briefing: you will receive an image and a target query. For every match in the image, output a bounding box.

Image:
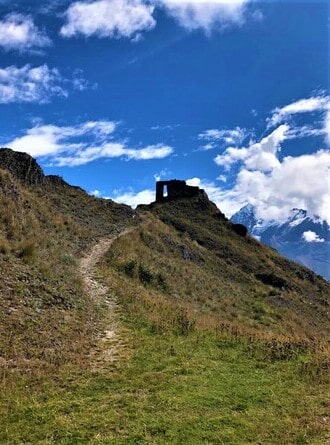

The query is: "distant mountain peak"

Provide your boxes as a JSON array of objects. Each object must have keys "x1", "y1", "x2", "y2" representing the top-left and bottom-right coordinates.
[{"x1": 231, "y1": 204, "x2": 330, "y2": 280}]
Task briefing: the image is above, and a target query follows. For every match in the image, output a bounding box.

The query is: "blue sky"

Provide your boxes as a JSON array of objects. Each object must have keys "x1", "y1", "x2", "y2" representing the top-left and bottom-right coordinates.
[{"x1": 0, "y1": 0, "x2": 329, "y2": 223}]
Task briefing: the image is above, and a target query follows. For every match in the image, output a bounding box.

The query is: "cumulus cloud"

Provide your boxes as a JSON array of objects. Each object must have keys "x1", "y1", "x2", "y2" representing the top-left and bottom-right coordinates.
[
  {"x1": 60, "y1": 0, "x2": 257, "y2": 39},
  {"x1": 215, "y1": 125, "x2": 287, "y2": 172},
  {"x1": 158, "y1": 0, "x2": 253, "y2": 33},
  {"x1": 0, "y1": 13, "x2": 51, "y2": 52},
  {"x1": 0, "y1": 64, "x2": 93, "y2": 104},
  {"x1": 6, "y1": 121, "x2": 173, "y2": 166},
  {"x1": 213, "y1": 139, "x2": 330, "y2": 223},
  {"x1": 214, "y1": 143, "x2": 330, "y2": 223},
  {"x1": 204, "y1": 95, "x2": 330, "y2": 223},
  {"x1": 229, "y1": 150, "x2": 330, "y2": 222},
  {"x1": 60, "y1": 0, "x2": 156, "y2": 39},
  {"x1": 302, "y1": 231, "x2": 325, "y2": 243}
]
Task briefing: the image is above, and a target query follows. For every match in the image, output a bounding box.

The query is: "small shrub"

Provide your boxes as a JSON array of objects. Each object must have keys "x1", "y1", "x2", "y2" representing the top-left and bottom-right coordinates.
[
  {"x1": 256, "y1": 273, "x2": 288, "y2": 289},
  {"x1": 61, "y1": 253, "x2": 77, "y2": 265},
  {"x1": 138, "y1": 264, "x2": 153, "y2": 284},
  {"x1": 124, "y1": 259, "x2": 137, "y2": 277}
]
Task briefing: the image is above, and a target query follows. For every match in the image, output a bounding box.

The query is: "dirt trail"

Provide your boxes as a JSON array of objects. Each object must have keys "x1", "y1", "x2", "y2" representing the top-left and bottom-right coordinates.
[{"x1": 79, "y1": 227, "x2": 135, "y2": 368}]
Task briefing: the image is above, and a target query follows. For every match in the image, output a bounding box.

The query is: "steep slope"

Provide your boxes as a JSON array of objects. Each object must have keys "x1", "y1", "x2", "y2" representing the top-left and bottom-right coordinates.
[
  {"x1": 231, "y1": 205, "x2": 330, "y2": 280},
  {"x1": 0, "y1": 148, "x2": 136, "y2": 371},
  {"x1": 101, "y1": 189, "x2": 330, "y2": 340}
]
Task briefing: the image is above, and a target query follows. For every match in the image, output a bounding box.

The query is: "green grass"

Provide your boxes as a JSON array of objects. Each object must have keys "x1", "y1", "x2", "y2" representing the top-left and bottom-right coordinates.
[{"x1": 1, "y1": 324, "x2": 328, "y2": 444}]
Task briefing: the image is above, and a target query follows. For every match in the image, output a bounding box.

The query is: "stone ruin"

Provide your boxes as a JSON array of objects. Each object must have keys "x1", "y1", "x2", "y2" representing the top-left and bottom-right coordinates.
[
  {"x1": 155, "y1": 179, "x2": 248, "y2": 237},
  {"x1": 156, "y1": 180, "x2": 201, "y2": 202}
]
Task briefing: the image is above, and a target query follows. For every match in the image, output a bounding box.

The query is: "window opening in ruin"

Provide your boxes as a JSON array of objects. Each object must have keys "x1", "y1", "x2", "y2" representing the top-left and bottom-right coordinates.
[{"x1": 163, "y1": 185, "x2": 168, "y2": 197}]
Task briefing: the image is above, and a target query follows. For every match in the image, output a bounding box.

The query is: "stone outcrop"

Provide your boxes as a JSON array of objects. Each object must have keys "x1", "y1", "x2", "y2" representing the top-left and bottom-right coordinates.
[
  {"x1": 46, "y1": 175, "x2": 69, "y2": 188},
  {"x1": 232, "y1": 223, "x2": 248, "y2": 237},
  {"x1": 0, "y1": 148, "x2": 45, "y2": 185},
  {"x1": 0, "y1": 148, "x2": 72, "y2": 189}
]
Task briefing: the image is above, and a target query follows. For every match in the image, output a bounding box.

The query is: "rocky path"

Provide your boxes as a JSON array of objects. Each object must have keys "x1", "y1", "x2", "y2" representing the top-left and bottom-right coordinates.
[{"x1": 79, "y1": 228, "x2": 134, "y2": 369}]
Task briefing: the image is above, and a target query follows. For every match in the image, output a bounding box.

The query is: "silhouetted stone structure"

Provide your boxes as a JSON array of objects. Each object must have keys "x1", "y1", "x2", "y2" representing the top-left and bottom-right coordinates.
[{"x1": 156, "y1": 180, "x2": 200, "y2": 202}]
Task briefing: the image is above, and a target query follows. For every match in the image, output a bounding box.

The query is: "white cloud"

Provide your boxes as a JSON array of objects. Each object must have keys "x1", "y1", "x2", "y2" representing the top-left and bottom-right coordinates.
[
  {"x1": 72, "y1": 69, "x2": 97, "y2": 91},
  {"x1": 231, "y1": 150, "x2": 330, "y2": 222},
  {"x1": 212, "y1": 148, "x2": 330, "y2": 223},
  {"x1": 302, "y1": 231, "x2": 325, "y2": 243},
  {"x1": 60, "y1": 0, "x2": 156, "y2": 39},
  {"x1": 0, "y1": 64, "x2": 93, "y2": 104},
  {"x1": 90, "y1": 189, "x2": 101, "y2": 197},
  {"x1": 214, "y1": 124, "x2": 287, "y2": 172},
  {"x1": 0, "y1": 64, "x2": 68, "y2": 104},
  {"x1": 206, "y1": 95, "x2": 330, "y2": 223},
  {"x1": 158, "y1": 0, "x2": 253, "y2": 33},
  {"x1": 286, "y1": 125, "x2": 326, "y2": 140},
  {"x1": 199, "y1": 126, "x2": 250, "y2": 147},
  {"x1": 111, "y1": 188, "x2": 155, "y2": 208},
  {"x1": 60, "y1": 0, "x2": 257, "y2": 39},
  {"x1": 151, "y1": 124, "x2": 180, "y2": 131},
  {"x1": 0, "y1": 13, "x2": 51, "y2": 52},
  {"x1": 154, "y1": 168, "x2": 172, "y2": 181},
  {"x1": 198, "y1": 142, "x2": 216, "y2": 151},
  {"x1": 6, "y1": 121, "x2": 173, "y2": 166},
  {"x1": 268, "y1": 95, "x2": 330, "y2": 128}
]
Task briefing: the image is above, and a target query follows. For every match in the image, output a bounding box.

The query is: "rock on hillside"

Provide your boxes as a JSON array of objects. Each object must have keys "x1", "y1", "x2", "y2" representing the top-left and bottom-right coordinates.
[{"x1": 0, "y1": 148, "x2": 45, "y2": 185}]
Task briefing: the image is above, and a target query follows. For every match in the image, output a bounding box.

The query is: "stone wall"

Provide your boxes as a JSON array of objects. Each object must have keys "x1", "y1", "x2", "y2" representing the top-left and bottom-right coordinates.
[{"x1": 156, "y1": 180, "x2": 201, "y2": 202}]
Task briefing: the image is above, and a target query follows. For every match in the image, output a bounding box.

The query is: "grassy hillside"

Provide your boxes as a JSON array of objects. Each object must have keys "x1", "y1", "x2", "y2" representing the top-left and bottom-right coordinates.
[
  {"x1": 0, "y1": 151, "x2": 329, "y2": 444},
  {"x1": 132, "y1": 195, "x2": 329, "y2": 339},
  {"x1": 0, "y1": 166, "x2": 135, "y2": 373}
]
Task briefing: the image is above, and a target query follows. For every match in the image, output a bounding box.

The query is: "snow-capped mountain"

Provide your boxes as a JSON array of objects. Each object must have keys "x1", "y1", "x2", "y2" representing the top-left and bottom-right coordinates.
[{"x1": 231, "y1": 205, "x2": 330, "y2": 280}]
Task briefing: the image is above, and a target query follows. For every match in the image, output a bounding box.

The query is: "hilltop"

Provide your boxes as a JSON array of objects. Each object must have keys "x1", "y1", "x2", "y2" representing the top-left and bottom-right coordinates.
[
  {"x1": 133, "y1": 182, "x2": 329, "y2": 339},
  {"x1": 0, "y1": 148, "x2": 329, "y2": 444}
]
